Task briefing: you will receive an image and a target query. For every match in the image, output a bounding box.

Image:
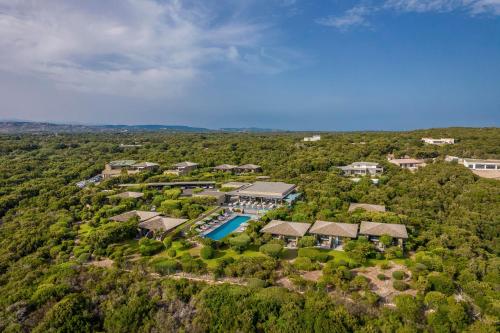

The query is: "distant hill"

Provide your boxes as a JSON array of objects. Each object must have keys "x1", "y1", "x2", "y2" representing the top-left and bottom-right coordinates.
[{"x1": 0, "y1": 121, "x2": 280, "y2": 134}]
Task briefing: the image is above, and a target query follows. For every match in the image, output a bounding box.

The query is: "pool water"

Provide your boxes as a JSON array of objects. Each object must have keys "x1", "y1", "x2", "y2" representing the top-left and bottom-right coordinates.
[{"x1": 205, "y1": 215, "x2": 251, "y2": 240}]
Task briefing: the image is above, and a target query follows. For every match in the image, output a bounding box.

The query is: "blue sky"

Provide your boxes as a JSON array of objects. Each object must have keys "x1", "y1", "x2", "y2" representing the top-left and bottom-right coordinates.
[{"x1": 0, "y1": 0, "x2": 499, "y2": 130}]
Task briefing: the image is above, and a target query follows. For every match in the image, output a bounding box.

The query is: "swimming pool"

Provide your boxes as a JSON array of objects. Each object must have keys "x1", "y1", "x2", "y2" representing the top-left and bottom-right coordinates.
[{"x1": 205, "y1": 215, "x2": 251, "y2": 241}]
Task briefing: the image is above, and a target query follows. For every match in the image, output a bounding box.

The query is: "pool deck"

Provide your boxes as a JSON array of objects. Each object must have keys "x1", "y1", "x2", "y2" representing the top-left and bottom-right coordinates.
[{"x1": 201, "y1": 214, "x2": 255, "y2": 238}]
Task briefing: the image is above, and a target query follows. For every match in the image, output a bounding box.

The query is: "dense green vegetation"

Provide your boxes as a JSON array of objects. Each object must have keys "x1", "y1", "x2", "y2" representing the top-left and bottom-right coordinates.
[{"x1": 0, "y1": 128, "x2": 498, "y2": 332}]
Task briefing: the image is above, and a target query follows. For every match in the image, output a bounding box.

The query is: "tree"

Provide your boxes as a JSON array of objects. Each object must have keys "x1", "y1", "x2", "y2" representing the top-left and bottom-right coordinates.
[
  {"x1": 229, "y1": 234, "x2": 251, "y2": 253},
  {"x1": 259, "y1": 243, "x2": 283, "y2": 258},
  {"x1": 200, "y1": 246, "x2": 215, "y2": 259}
]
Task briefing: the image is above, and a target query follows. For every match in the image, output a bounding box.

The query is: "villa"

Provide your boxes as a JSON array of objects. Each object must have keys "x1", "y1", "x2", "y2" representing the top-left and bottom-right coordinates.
[
  {"x1": 109, "y1": 210, "x2": 160, "y2": 223},
  {"x1": 359, "y1": 221, "x2": 408, "y2": 249},
  {"x1": 260, "y1": 220, "x2": 311, "y2": 248},
  {"x1": 214, "y1": 164, "x2": 238, "y2": 172},
  {"x1": 388, "y1": 157, "x2": 426, "y2": 170},
  {"x1": 237, "y1": 164, "x2": 262, "y2": 173},
  {"x1": 228, "y1": 181, "x2": 297, "y2": 205},
  {"x1": 110, "y1": 191, "x2": 144, "y2": 199},
  {"x1": 304, "y1": 135, "x2": 321, "y2": 142},
  {"x1": 308, "y1": 221, "x2": 358, "y2": 249},
  {"x1": 421, "y1": 137, "x2": 455, "y2": 145},
  {"x1": 445, "y1": 156, "x2": 500, "y2": 179},
  {"x1": 339, "y1": 162, "x2": 383, "y2": 176},
  {"x1": 102, "y1": 160, "x2": 158, "y2": 179},
  {"x1": 164, "y1": 161, "x2": 199, "y2": 175},
  {"x1": 349, "y1": 203, "x2": 386, "y2": 213},
  {"x1": 138, "y1": 216, "x2": 188, "y2": 239}
]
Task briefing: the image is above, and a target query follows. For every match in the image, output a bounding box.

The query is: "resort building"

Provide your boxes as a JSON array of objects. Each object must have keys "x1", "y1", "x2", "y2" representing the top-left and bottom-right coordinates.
[
  {"x1": 349, "y1": 203, "x2": 386, "y2": 213},
  {"x1": 228, "y1": 181, "x2": 297, "y2": 204},
  {"x1": 119, "y1": 181, "x2": 215, "y2": 190},
  {"x1": 165, "y1": 161, "x2": 199, "y2": 175},
  {"x1": 214, "y1": 164, "x2": 238, "y2": 172},
  {"x1": 359, "y1": 221, "x2": 408, "y2": 249},
  {"x1": 421, "y1": 137, "x2": 455, "y2": 145},
  {"x1": 109, "y1": 210, "x2": 160, "y2": 223},
  {"x1": 110, "y1": 191, "x2": 144, "y2": 199},
  {"x1": 309, "y1": 221, "x2": 358, "y2": 249},
  {"x1": 260, "y1": 220, "x2": 311, "y2": 248},
  {"x1": 388, "y1": 157, "x2": 426, "y2": 170},
  {"x1": 193, "y1": 190, "x2": 227, "y2": 205},
  {"x1": 339, "y1": 162, "x2": 383, "y2": 176},
  {"x1": 304, "y1": 135, "x2": 321, "y2": 142},
  {"x1": 138, "y1": 216, "x2": 188, "y2": 239},
  {"x1": 102, "y1": 160, "x2": 158, "y2": 179},
  {"x1": 237, "y1": 164, "x2": 262, "y2": 173}
]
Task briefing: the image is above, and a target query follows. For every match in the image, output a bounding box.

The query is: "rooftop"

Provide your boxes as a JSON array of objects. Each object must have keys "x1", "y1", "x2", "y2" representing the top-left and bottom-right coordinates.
[
  {"x1": 174, "y1": 161, "x2": 198, "y2": 168},
  {"x1": 229, "y1": 181, "x2": 296, "y2": 199},
  {"x1": 109, "y1": 210, "x2": 160, "y2": 223},
  {"x1": 238, "y1": 164, "x2": 261, "y2": 169},
  {"x1": 138, "y1": 216, "x2": 188, "y2": 232},
  {"x1": 359, "y1": 221, "x2": 408, "y2": 238},
  {"x1": 132, "y1": 162, "x2": 159, "y2": 168},
  {"x1": 109, "y1": 160, "x2": 137, "y2": 167},
  {"x1": 193, "y1": 190, "x2": 226, "y2": 198},
  {"x1": 214, "y1": 164, "x2": 238, "y2": 170},
  {"x1": 349, "y1": 203, "x2": 386, "y2": 213},
  {"x1": 261, "y1": 220, "x2": 311, "y2": 237},
  {"x1": 222, "y1": 181, "x2": 251, "y2": 189},
  {"x1": 389, "y1": 158, "x2": 425, "y2": 164},
  {"x1": 309, "y1": 221, "x2": 359, "y2": 238},
  {"x1": 463, "y1": 158, "x2": 500, "y2": 164}
]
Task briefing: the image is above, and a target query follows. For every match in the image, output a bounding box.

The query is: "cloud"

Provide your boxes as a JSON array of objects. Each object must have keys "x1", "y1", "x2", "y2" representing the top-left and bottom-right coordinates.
[
  {"x1": 318, "y1": 0, "x2": 500, "y2": 31},
  {"x1": 316, "y1": 6, "x2": 372, "y2": 31},
  {"x1": 0, "y1": 0, "x2": 290, "y2": 98}
]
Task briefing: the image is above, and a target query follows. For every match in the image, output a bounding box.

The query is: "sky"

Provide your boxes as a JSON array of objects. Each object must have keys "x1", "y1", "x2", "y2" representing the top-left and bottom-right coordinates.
[{"x1": 0, "y1": 0, "x2": 499, "y2": 131}]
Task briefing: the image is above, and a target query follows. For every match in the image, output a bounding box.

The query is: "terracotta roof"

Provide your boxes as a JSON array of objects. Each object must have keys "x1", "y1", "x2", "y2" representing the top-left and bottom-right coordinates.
[
  {"x1": 109, "y1": 210, "x2": 160, "y2": 223},
  {"x1": 349, "y1": 203, "x2": 386, "y2": 213},
  {"x1": 359, "y1": 221, "x2": 408, "y2": 238},
  {"x1": 138, "y1": 216, "x2": 188, "y2": 232},
  {"x1": 111, "y1": 191, "x2": 144, "y2": 199},
  {"x1": 309, "y1": 221, "x2": 358, "y2": 238},
  {"x1": 261, "y1": 220, "x2": 311, "y2": 237}
]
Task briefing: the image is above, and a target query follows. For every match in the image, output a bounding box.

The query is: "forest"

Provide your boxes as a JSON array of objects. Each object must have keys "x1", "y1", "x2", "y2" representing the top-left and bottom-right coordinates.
[{"x1": 0, "y1": 127, "x2": 498, "y2": 332}]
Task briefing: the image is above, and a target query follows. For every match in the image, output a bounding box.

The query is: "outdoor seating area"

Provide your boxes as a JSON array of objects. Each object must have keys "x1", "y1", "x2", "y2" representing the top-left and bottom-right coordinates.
[
  {"x1": 193, "y1": 210, "x2": 233, "y2": 234},
  {"x1": 227, "y1": 200, "x2": 278, "y2": 211}
]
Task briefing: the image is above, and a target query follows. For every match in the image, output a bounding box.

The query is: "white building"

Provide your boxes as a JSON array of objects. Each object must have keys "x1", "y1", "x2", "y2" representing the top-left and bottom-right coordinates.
[
  {"x1": 421, "y1": 137, "x2": 455, "y2": 145},
  {"x1": 304, "y1": 135, "x2": 321, "y2": 142},
  {"x1": 339, "y1": 162, "x2": 383, "y2": 176},
  {"x1": 388, "y1": 157, "x2": 426, "y2": 170},
  {"x1": 446, "y1": 156, "x2": 500, "y2": 170}
]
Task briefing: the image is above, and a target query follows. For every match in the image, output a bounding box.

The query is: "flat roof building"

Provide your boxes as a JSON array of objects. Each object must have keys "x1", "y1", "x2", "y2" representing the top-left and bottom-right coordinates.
[
  {"x1": 229, "y1": 181, "x2": 296, "y2": 202},
  {"x1": 339, "y1": 162, "x2": 383, "y2": 176},
  {"x1": 422, "y1": 137, "x2": 455, "y2": 145}
]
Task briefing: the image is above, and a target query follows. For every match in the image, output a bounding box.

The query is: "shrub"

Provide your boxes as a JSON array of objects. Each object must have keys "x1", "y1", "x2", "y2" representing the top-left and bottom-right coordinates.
[
  {"x1": 293, "y1": 257, "x2": 319, "y2": 271},
  {"x1": 380, "y1": 262, "x2": 392, "y2": 270},
  {"x1": 350, "y1": 275, "x2": 370, "y2": 290},
  {"x1": 167, "y1": 249, "x2": 177, "y2": 258},
  {"x1": 180, "y1": 257, "x2": 206, "y2": 274},
  {"x1": 139, "y1": 238, "x2": 164, "y2": 256},
  {"x1": 163, "y1": 236, "x2": 172, "y2": 249},
  {"x1": 377, "y1": 273, "x2": 387, "y2": 281},
  {"x1": 393, "y1": 280, "x2": 409, "y2": 291},
  {"x1": 154, "y1": 259, "x2": 178, "y2": 275},
  {"x1": 200, "y1": 246, "x2": 215, "y2": 259},
  {"x1": 259, "y1": 243, "x2": 283, "y2": 258},
  {"x1": 247, "y1": 278, "x2": 266, "y2": 289},
  {"x1": 77, "y1": 253, "x2": 91, "y2": 263},
  {"x1": 385, "y1": 246, "x2": 403, "y2": 259},
  {"x1": 229, "y1": 233, "x2": 251, "y2": 253},
  {"x1": 424, "y1": 291, "x2": 446, "y2": 309},
  {"x1": 180, "y1": 239, "x2": 193, "y2": 250},
  {"x1": 297, "y1": 247, "x2": 330, "y2": 262},
  {"x1": 428, "y1": 272, "x2": 455, "y2": 295},
  {"x1": 392, "y1": 270, "x2": 406, "y2": 280},
  {"x1": 298, "y1": 236, "x2": 316, "y2": 248}
]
